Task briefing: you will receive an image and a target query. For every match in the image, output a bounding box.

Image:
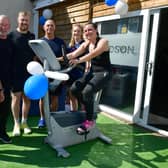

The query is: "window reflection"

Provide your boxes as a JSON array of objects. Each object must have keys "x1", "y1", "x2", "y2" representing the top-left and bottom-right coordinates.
[
  {"x1": 99, "y1": 16, "x2": 143, "y2": 115},
  {"x1": 101, "y1": 16, "x2": 142, "y2": 34}
]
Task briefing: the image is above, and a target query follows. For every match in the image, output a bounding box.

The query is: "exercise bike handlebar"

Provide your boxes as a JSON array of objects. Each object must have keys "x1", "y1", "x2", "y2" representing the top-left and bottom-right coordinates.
[
  {"x1": 60, "y1": 44, "x2": 77, "y2": 73},
  {"x1": 28, "y1": 39, "x2": 75, "y2": 74}
]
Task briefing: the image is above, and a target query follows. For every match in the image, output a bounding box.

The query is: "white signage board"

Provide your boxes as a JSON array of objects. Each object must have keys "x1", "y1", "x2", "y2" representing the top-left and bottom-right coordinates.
[{"x1": 101, "y1": 33, "x2": 141, "y2": 67}]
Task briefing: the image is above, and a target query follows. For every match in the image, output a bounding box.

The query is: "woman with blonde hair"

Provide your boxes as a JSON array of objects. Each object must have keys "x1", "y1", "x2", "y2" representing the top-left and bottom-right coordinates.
[
  {"x1": 69, "y1": 24, "x2": 84, "y2": 49},
  {"x1": 66, "y1": 23, "x2": 86, "y2": 111}
]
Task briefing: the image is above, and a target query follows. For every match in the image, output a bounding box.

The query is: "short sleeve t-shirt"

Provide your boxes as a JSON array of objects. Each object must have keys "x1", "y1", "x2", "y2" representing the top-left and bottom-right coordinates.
[{"x1": 8, "y1": 30, "x2": 35, "y2": 79}]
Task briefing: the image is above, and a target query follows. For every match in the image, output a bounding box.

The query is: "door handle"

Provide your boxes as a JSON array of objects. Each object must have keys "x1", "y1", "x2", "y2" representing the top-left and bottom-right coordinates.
[{"x1": 146, "y1": 62, "x2": 153, "y2": 76}]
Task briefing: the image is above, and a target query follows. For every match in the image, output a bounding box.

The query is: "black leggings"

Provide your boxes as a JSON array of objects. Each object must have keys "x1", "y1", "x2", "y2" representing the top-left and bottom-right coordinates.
[{"x1": 70, "y1": 71, "x2": 110, "y2": 120}]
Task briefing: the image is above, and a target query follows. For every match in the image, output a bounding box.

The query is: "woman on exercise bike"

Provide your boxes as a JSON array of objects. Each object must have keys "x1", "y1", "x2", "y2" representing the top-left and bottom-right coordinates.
[{"x1": 67, "y1": 22, "x2": 111, "y2": 135}]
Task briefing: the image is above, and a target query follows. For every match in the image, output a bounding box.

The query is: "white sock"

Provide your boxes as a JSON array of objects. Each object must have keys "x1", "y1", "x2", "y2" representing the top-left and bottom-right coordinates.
[
  {"x1": 21, "y1": 119, "x2": 27, "y2": 123},
  {"x1": 14, "y1": 119, "x2": 20, "y2": 125}
]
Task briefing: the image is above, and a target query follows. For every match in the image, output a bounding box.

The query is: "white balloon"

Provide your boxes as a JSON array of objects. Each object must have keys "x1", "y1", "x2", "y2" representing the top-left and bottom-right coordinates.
[
  {"x1": 27, "y1": 61, "x2": 44, "y2": 75},
  {"x1": 115, "y1": 0, "x2": 128, "y2": 15},
  {"x1": 44, "y1": 71, "x2": 69, "y2": 81},
  {"x1": 42, "y1": 9, "x2": 53, "y2": 19}
]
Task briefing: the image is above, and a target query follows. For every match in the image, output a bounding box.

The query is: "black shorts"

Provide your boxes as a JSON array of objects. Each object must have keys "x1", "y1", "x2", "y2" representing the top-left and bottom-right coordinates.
[
  {"x1": 11, "y1": 79, "x2": 27, "y2": 93},
  {"x1": 66, "y1": 67, "x2": 84, "y2": 86},
  {"x1": 49, "y1": 82, "x2": 65, "y2": 96}
]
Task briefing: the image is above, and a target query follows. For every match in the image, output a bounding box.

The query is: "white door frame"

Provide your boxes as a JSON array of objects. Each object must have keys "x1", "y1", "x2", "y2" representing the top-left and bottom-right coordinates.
[
  {"x1": 132, "y1": 9, "x2": 151, "y2": 123},
  {"x1": 95, "y1": 9, "x2": 152, "y2": 123},
  {"x1": 96, "y1": 8, "x2": 168, "y2": 136},
  {"x1": 137, "y1": 8, "x2": 168, "y2": 136},
  {"x1": 141, "y1": 10, "x2": 160, "y2": 125}
]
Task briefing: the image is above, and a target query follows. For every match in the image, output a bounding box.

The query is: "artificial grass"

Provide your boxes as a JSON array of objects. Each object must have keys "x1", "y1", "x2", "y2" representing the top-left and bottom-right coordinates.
[{"x1": 0, "y1": 113, "x2": 168, "y2": 168}]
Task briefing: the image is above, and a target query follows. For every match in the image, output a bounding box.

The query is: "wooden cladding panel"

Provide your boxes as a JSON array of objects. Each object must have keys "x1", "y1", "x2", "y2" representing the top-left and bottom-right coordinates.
[
  {"x1": 66, "y1": 1, "x2": 89, "y2": 13},
  {"x1": 38, "y1": 0, "x2": 168, "y2": 42},
  {"x1": 93, "y1": 2, "x2": 115, "y2": 17},
  {"x1": 92, "y1": 0, "x2": 168, "y2": 18},
  {"x1": 38, "y1": 0, "x2": 90, "y2": 43},
  {"x1": 51, "y1": 1, "x2": 89, "y2": 18}
]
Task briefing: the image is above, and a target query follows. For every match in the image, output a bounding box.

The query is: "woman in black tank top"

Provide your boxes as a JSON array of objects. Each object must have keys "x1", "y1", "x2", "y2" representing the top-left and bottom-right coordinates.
[{"x1": 67, "y1": 22, "x2": 111, "y2": 135}]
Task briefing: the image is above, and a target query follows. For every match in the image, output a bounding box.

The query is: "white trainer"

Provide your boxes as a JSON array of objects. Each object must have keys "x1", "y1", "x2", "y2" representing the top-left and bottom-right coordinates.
[
  {"x1": 12, "y1": 124, "x2": 21, "y2": 136},
  {"x1": 21, "y1": 123, "x2": 32, "y2": 134}
]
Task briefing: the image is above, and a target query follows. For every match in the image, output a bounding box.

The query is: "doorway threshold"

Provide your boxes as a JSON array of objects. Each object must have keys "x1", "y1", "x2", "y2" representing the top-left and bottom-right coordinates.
[
  {"x1": 99, "y1": 104, "x2": 133, "y2": 123},
  {"x1": 99, "y1": 104, "x2": 168, "y2": 137},
  {"x1": 137, "y1": 120, "x2": 168, "y2": 137}
]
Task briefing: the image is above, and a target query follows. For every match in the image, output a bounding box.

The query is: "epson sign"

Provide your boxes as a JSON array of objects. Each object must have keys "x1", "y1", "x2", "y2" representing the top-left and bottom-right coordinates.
[{"x1": 102, "y1": 33, "x2": 141, "y2": 67}]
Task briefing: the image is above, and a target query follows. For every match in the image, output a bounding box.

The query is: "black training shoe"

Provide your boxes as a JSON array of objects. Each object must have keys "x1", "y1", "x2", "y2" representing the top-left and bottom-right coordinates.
[{"x1": 0, "y1": 132, "x2": 12, "y2": 144}]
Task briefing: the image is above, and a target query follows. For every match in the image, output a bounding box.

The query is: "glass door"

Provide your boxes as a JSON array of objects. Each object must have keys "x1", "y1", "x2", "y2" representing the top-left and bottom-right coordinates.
[
  {"x1": 94, "y1": 9, "x2": 152, "y2": 122},
  {"x1": 139, "y1": 8, "x2": 168, "y2": 133},
  {"x1": 139, "y1": 9, "x2": 160, "y2": 125}
]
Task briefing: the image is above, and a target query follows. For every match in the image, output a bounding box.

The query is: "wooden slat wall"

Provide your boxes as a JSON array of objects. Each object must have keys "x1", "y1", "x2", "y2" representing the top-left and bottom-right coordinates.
[
  {"x1": 38, "y1": 0, "x2": 91, "y2": 44},
  {"x1": 38, "y1": 0, "x2": 168, "y2": 43},
  {"x1": 92, "y1": 0, "x2": 168, "y2": 18}
]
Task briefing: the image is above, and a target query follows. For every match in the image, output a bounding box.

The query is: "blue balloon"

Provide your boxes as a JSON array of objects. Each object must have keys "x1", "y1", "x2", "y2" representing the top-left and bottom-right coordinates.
[
  {"x1": 24, "y1": 74, "x2": 48, "y2": 100},
  {"x1": 105, "y1": 0, "x2": 118, "y2": 6},
  {"x1": 39, "y1": 16, "x2": 46, "y2": 26}
]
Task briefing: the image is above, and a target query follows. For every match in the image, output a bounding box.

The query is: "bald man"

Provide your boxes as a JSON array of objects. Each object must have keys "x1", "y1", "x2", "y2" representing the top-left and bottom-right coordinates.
[{"x1": 0, "y1": 15, "x2": 13, "y2": 143}]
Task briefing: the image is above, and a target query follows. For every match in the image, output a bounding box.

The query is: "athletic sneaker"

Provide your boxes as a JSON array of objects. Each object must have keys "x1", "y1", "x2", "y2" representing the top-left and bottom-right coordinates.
[
  {"x1": 0, "y1": 132, "x2": 12, "y2": 143},
  {"x1": 83, "y1": 120, "x2": 95, "y2": 129},
  {"x1": 38, "y1": 119, "x2": 46, "y2": 128},
  {"x1": 21, "y1": 123, "x2": 32, "y2": 134},
  {"x1": 76, "y1": 120, "x2": 95, "y2": 135},
  {"x1": 12, "y1": 123, "x2": 21, "y2": 136}
]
